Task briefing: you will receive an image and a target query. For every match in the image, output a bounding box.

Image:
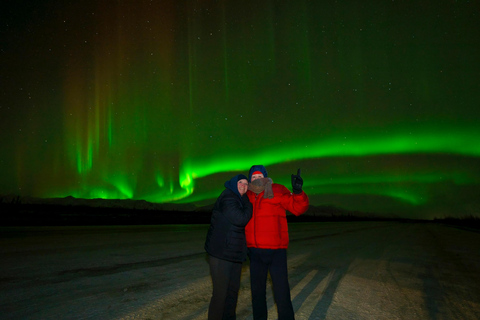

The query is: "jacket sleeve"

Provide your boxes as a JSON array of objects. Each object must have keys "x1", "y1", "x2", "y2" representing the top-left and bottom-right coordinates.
[
  {"x1": 220, "y1": 192, "x2": 253, "y2": 227},
  {"x1": 280, "y1": 185, "x2": 309, "y2": 216}
]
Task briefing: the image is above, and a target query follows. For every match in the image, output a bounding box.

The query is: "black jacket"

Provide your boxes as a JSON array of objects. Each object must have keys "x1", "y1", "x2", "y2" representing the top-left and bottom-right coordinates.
[{"x1": 204, "y1": 176, "x2": 253, "y2": 262}]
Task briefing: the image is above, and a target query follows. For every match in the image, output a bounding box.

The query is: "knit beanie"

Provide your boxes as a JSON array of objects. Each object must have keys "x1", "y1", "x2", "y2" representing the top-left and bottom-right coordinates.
[{"x1": 248, "y1": 165, "x2": 268, "y2": 182}]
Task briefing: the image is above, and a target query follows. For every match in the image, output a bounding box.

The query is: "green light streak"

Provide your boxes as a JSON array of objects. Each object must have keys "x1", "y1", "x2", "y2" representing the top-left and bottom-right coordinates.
[
  {"x1": 263, "y1": 172, "x2": 471, "y2": 206},
  {"x1": 140, "y1": 170, "x2": 195, "y2": 203},
  {"x1": 311, "y1": 184, "x2": 424, "y2": 205},
  {"x1": 174, "y1": 189, "x2": 222, "y2": 205},
  {"x1": 59, "y1": 125, "x2": 480, "y2": 206},
  {"x1": 86, "y1": 187, "x2": 120, "y2": 200},
  {"x1": 108, "y1": 175, "x2": 134, "y2": 199},
  {"x1": 306, "y1": 172, "x2": 473, "y2": 187},
  {"x1": 185, "y1": 128, "x2": 480, "y2": 180},
  {"x1": 75, "y1": 132, "x2": 93, "y2": 174},
  {"x1": 156, "y1": 174, "x2": 164, "y2": 188},
  {"x1": 108, "y1": 106, "x2": 113, "y2": 147},
  {"x1": 162, "y1": 128, "x2": 480, "y2": 205}
]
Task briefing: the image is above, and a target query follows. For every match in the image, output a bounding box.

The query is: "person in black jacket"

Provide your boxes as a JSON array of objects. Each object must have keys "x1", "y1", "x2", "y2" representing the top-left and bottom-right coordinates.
[{"x1": 205, "y1": 174, "x2": 253, "y2": 320}]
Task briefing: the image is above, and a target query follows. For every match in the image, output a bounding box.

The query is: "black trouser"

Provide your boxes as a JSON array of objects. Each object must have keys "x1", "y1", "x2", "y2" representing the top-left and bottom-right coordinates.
[
  {"x1": 248, "y1": 248, "x2": 294, "y2": 320},
  {"x1": 208, "y1": 255, "x2": 243, "y2": 320}
]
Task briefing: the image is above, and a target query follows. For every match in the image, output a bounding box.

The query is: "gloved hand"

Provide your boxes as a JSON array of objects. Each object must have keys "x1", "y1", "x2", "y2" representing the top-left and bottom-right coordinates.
[{"x1": 291, "y1": 168, "x2": 303, "y2": 194}]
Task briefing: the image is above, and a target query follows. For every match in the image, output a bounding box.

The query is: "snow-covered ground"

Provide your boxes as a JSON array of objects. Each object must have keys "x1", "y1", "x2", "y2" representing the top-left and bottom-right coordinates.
[{"x1": 1, "y1": 221, "x2": 479, "y2": 319}]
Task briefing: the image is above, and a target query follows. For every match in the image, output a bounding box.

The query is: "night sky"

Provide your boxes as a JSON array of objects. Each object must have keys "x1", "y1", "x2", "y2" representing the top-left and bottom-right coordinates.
[{"x1": 1, "y1": 1, "x2": 479, "y2": 219}]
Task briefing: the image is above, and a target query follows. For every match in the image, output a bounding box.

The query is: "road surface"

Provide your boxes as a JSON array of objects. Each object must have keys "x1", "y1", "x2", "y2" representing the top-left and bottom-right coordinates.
[{"x1": 1, "y1": 221, "x2": 479, "y2": 319}]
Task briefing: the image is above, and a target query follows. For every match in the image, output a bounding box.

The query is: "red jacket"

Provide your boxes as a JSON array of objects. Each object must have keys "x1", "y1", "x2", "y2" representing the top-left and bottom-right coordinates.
[{"x1": 245, "y1": 183, "x2": 309, "y2": 249}]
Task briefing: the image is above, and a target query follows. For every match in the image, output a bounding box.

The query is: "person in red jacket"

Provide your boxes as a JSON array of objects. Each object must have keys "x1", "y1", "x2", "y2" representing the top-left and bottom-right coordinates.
[{"x1": 245, "y1": 165, "x2": 309, "y2": 320}]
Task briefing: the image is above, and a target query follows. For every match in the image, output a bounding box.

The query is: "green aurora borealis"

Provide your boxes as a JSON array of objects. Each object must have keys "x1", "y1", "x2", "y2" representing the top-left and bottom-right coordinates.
[{"x1": 1, "y1": 1, "x2": 480, "y2": 218}]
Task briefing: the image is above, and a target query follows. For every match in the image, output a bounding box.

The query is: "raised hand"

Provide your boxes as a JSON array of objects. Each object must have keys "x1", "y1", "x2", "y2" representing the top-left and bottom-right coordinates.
[{"x1": 291, "y1": 168, "x2": 303, "y2": 194}]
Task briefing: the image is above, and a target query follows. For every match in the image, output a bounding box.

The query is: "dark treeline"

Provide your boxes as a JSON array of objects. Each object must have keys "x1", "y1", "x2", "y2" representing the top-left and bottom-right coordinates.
[
  {"x1": 0, "y1": 202, "x2": 211, "y2": 226},
  {"x1": 1, "y1": 201, "x2": 479, "y2": 228}
]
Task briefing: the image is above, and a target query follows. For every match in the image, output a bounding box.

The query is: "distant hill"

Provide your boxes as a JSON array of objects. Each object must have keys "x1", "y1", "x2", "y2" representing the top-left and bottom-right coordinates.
[{"x1": 0, "y1": 194, "x2": 197, "y2": 211}]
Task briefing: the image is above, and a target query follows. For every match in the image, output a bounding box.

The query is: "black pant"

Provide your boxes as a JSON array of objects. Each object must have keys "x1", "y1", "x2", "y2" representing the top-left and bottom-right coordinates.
[
  {"x1": 208, "y1": 255, "x2": 243, "y2": 320},
  {"x1": 248, "y1": 248, "x2": 295, "y2": 320}
]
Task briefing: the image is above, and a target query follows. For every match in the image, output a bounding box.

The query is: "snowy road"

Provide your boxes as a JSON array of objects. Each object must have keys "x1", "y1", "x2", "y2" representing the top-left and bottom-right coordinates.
[{"x1": 1, "y1": 221, "x2": 479, "y2": 319}]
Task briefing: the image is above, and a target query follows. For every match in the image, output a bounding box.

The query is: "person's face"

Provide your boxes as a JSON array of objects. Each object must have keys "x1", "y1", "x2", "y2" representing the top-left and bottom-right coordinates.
[
  {"x1": 237, "y1": 179, "x2": 248, "y2": 196},
  {"x1": 251, "y1": 173, "x2": 264, "y2": 182}
]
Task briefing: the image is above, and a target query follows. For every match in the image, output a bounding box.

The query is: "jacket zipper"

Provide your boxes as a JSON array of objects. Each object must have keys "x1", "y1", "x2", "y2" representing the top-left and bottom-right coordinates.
[{"x1": 254, "y1": 193, "x2": 259, "y2": 247}]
